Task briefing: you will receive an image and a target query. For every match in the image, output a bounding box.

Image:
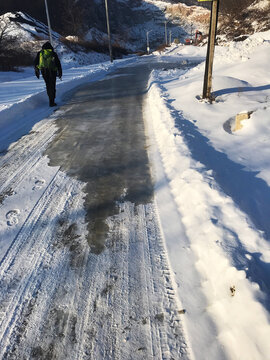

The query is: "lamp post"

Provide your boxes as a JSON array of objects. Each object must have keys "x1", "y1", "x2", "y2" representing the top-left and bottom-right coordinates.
[
  {"x1": 164, "y1": 21, "x2": 168, "y2": 45},
  {"x1": 44, "y1": 0, "x2": 53, "y2": 45},
  {"x1": 104, "y1": 0, "x2": 113, "y2": 63},
  {"x1": 146, "y1": 30, "x2": 152, "y2": 54},
  {"x1": 169, "y1": 30, "x2": 172, "y2": 46},
  {"x1": 202, "y1": 0, "x2": 219, "y2": 99}
]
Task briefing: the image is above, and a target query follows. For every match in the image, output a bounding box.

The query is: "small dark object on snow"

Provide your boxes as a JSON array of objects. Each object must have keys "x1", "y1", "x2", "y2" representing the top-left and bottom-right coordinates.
[
  {"x1": 34, "y1": 42, "x2": 62, "y2": 107},
  {"x1": 230, "y1": 285, "x2": 236, "y2": 296}
]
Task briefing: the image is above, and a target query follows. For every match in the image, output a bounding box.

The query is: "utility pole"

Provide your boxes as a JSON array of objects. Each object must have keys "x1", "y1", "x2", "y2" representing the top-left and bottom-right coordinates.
[
  {"x1": 44, "y1": 0, "x2": 53, "y2": 45},
  {"x1": 169, "y1": 31, "x2": 172, "y2": 46},
  {"x1": 104, "y1": 0, "x2": 113, "y2": 63},
  {"x1": 201, "y1": 0, "x2": 219, "y2": 99},
  {"x1": 164, "y1": 21, "x2": 168, "y2": 45},
  {"x1": 146, "y1": 30, "x2": 152, "y2": 54}
]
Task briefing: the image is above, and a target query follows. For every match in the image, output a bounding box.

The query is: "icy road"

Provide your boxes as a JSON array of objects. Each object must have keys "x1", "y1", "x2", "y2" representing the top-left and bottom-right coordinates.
[{"x1": 0, "y1": 60, "x2": 192, "y2": 359}]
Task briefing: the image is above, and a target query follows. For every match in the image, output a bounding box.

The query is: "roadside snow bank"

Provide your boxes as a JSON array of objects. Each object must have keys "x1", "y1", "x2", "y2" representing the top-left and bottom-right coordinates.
[
  {"x1": 167, "y1": 30, "x2": 270, "y2": 185},
  {"x1": 161, "y1": 31, "x2": 270, "y2": 241},
  {"x1": 146, "y1": 33, "x2": 270, "y2": 359}
]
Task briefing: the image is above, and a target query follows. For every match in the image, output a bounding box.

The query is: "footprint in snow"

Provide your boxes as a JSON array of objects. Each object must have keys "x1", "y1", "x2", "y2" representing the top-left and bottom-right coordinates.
[
  {"x1": 6, "y1": 209, "x2": 20, "y2": 226},
  {"x1": 32, "y1": 179, "x2": 45, "y2": 190}
]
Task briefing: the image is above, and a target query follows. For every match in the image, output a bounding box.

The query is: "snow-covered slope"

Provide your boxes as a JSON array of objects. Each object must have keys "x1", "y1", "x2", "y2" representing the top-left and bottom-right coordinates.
[
  {"x1": 220, "y1": 0, "x2": 270, "y2": 39},
  {"x1": 4, "y1": 12, "x2": 60, "y2": 41},
  {"x1": 123, "y1": 0, "x2": 209, "y2": 50},
  {"x1": 82, "y1": 0, "x2": 209, "y2": 51},
  {"x1": 0, "y1": 12, "x2": 109, "y2": 68}
]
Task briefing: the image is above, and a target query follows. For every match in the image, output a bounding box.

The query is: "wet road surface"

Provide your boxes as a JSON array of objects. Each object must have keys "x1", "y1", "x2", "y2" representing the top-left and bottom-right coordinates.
[
  {"x1": 0, "y1": 58, "x2": 193, "y2": 360},
  {"x1": 46, "y1": 59, "x2": 185, "y2": 253}
]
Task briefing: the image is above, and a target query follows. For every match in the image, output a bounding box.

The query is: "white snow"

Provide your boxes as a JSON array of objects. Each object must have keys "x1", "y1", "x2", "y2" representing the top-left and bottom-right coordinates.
[
  {"x1": 248, "y1": 0, "x2": 270, "y2": 10},
  {"x1": 1, "y1": 18, "x2": 270, "y2": 359},
  {"x1": 145, "y1": 30, "x2": 270, "y2": 359}
]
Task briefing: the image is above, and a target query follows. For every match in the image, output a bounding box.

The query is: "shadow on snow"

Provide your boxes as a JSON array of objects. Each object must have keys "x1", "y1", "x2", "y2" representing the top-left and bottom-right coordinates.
[{"x1": 160, "y1": 86, "x2": 270, "y2": 311}]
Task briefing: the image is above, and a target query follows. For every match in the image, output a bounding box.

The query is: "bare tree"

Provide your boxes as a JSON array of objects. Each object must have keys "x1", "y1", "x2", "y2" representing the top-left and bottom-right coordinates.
[
  {"x1": 220, "y1": 0, "x2": 253, "y2": 20},
  {"x1": 60, "y1": 0, "x2": 86, "y2": 36},
  {"x1": 0, "y1": 17, "x2": 11, "y2": 51}
]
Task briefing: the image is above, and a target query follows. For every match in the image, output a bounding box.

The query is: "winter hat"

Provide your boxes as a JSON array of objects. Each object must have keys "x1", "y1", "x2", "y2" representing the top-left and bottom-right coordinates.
[{"x1": 42, "y1": 42, "x2": 53, "y2": 50}]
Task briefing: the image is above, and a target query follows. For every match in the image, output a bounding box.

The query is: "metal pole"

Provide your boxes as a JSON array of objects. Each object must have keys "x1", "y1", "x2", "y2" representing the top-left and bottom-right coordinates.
[
  {"x1": 146, "y1": 30, "x2": 152, "y2": 54},
  {"x1": 44, "y1": 0, "x2": 53, "y2": 45},
  {"x1": 164, "y1": 21, "x2": 168, "y2": 45},
  {"x1": 104, "y1": 0, "x2": 113, "y2": 63},
  {"x1": 202, "y1": 0, "x2": 219, "y2": 99},
  {"x1": 169, "y1": 31, "x2": 172, "y2": 46}
]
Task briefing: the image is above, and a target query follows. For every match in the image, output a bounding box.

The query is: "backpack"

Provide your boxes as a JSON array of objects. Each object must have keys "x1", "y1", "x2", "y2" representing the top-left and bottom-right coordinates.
[{"x1": 38, "y1": 49, "x2": 57, "y2": 71}]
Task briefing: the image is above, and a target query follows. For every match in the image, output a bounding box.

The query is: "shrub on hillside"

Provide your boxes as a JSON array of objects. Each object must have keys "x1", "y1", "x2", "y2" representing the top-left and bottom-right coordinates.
[
  {"x1": 0, "y1": 48, "x2": 34, "y2": 71},
  {"x1": 155, "y1": 43, "x2": 168, "y2": 53},
  {"x1": 60, "y1": 37, "x2": 128, "y2": 58},
  {"x1": 219, "y1": 0, "x2": 253, "y2": 21}
]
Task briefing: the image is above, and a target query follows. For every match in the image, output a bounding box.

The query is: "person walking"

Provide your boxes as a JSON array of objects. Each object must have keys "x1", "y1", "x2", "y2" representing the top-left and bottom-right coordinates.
[{"x1": 34, "y1": 42, "x2": 62, "y2": 107}]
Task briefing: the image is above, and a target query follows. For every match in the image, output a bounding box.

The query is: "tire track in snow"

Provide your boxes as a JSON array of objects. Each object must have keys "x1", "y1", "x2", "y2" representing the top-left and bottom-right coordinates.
[
  {"x1": 0, "y1": 119, "x2": 57, "y2": 201},
  {"x1": 0, "y1": 172, "x2": 80, "y2": 357},
  {"x1": 0, "y1": 62, "x2": 192, "y2": 359},
  {"x1": 0, "y1": 111, "x2": 87, "y2": 358},
  {"x1": 71, "y1": 202, "x2": 190, "y2": 360}
]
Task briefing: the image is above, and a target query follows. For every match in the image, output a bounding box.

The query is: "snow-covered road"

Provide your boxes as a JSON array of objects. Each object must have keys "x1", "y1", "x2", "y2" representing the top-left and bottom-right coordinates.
[{"x1": 0, "y1": 59, "x2": 192, "y2": 359}]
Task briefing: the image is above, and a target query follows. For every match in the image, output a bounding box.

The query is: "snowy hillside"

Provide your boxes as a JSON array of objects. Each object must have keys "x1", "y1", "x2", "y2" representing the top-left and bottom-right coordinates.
[
  {"x1": 118, "y1": 0, "x2": 209, "y2": 50},
  {"x1": 3, "y1": 12, "x2": 60, "y2": 41},
  {"x1": 220, "y1": 0, "x2": 270, "y2": 39},
  {"x1": 0, "y1": 12, "x2": 109, "y2": 69},
  {"x1": 0, "y1": 1, "x2": 210, "y2": 68}
]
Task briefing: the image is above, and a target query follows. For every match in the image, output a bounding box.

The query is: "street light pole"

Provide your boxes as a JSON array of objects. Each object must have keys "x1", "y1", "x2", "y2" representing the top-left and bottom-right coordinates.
[
  {"x1": 44, "y1": 0, "x2": 53, "y2": 45},
  {"x1": 169, "y1": 31, "x2": 172, "y2": 46},
  {"x1": 202, "y1": 0, "x2": 219, "y2": 99},
  {"x1": 146, "y1": 30, "x2": 152, "y2": 54},
  {"x1": 164, "y1": 21, "x2": 168, "y2": 45},
  {"x1": 104, "y1": 0, "x2": 113, "y2": 63}
]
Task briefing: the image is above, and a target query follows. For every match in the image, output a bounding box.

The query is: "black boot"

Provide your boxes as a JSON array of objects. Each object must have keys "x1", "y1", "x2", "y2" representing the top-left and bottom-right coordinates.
[{"x1": 49, "y1": 99, "x2": 57, "y2": 107}]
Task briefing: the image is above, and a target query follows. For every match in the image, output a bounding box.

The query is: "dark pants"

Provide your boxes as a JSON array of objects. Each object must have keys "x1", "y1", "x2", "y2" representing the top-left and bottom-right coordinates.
[{"x1": 42, "y1": 69, "x2": 57, "y2": 105}]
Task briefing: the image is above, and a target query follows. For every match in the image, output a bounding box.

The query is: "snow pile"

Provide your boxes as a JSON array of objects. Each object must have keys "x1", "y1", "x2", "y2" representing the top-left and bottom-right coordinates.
[
  {"x1": 248, "y1": 0, "x2": 270, "y2": 10},
  {"x1": 1, "y1": 12, "x2": 60, "y2": 41},
  {"x1": 146, "y1": 30, "x2": 270, "y2": 359},
  {"x1": 166, "y1": 30, "x2": 270, "y2": 184}
]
